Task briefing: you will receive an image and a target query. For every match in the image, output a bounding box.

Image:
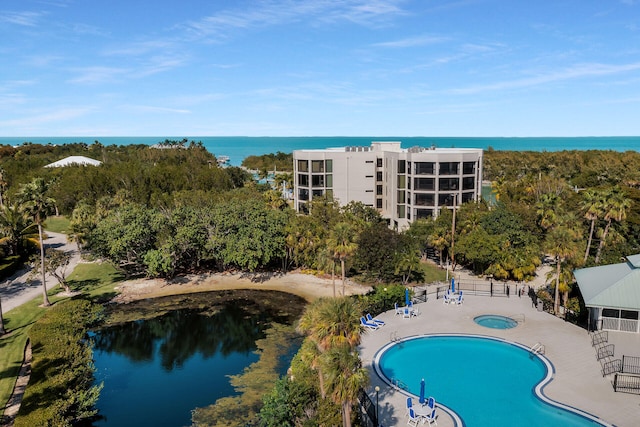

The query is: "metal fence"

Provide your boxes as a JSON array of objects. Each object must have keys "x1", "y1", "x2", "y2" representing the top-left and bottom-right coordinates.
[
  {"x1": 591, "y1": 330, "x2": 608, "y2": 346},
  {"x1": 622, "y1": 355, "x2": 640, "y2": 375},
  {"x1": 358, "y1": 388, "x2": 378, "y2": 427},
  {"x1": 613, "y1": 372, "x2": 640, "y2": 394},
  {"x1": 602, "y1": 358, "x2": 622, "y2": 376},
  {"x1": 596, "y1": 344, "x2": 615, "y2": 361}
]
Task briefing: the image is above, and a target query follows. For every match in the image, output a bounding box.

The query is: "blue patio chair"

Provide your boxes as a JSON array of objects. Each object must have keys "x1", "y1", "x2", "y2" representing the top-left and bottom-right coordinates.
[
  {"x1": 360, "y1": 316, "x2": 379, "y2": 330},
  {"x1": 366, "y1": 313, "x2": 385, "y2": 326}
]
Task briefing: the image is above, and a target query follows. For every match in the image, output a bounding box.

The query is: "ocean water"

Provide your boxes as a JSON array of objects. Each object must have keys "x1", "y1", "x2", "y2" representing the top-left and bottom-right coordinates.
[{"x1": 1, "y1": 136, "x2": 638, "y2": 166}]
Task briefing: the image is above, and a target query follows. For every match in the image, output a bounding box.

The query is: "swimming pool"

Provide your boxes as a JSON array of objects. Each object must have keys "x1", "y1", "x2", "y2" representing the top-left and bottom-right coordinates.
[
  {"x1": 474, "y1": 314, "x2": 518, "y2": 329},
  {"x1": 374, "y1": 335, "x2": 611, "y2": 427}
]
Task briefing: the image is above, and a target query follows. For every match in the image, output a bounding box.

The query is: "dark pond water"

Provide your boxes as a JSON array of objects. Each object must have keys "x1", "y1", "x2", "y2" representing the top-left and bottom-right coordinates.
[{"x1": 91, "y1": 290, "x2": 305, "y2": 427}]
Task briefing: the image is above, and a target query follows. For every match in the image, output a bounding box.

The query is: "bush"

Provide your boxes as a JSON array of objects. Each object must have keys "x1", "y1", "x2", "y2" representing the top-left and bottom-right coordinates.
[
  {"x1": 355, "y1": 284, "x2": 408, "y2": 316},
  {"x1": 13, "y1": 299, "x2": 103, "y2": 427},
  {"x1": 0, "y1": 255, "x2": 23, "y2": 280}
]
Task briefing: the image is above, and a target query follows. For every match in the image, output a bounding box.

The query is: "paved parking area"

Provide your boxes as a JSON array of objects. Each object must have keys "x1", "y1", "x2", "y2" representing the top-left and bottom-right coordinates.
[{"x1": 358, "y1": 293, "x2": 639, "y2": 427}]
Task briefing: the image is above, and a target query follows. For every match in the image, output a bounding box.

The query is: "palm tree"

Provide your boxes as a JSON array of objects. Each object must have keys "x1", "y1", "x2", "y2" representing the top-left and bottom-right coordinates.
[
  {"x1": 535, "y1": 193, "x2": 560, "y2": 230},
  {"x1": 579, "y1": 189, "x2": 605, "y2": 263},
  {"x1": 0, "y1": 202, "x2": 38, "y2": 256},
  {"x1": 17, "y1": 178, "x2": 56, "y2": 307},
  {"x1": 298, "y1": 297, "x2": 364, "y2": 399},
  {"x1": 545, "y1": 225, "x2": 581, "y2": 316},
  {"x1": 594, "y1": 186, "x2": 632, "y2": 264},
  {"x1": 322, "y1": 345, "x2": 369, "y2": 427},
  {"x1": 327, "y1": 222, "x2": 358, "y2": 296}
]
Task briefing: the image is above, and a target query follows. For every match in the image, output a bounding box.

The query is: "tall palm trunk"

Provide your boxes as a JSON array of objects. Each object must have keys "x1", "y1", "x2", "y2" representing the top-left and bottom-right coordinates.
[
  {"x1": 583, "y1": 218, "x2": 596, "y2": 263},
  {"x1": 594, "y1": 219, "x2": 612, "y2": 264},
  {"x1": 343, "y1": 402, "x2": 352, "y2": 427},
  {"x1": 341, "y1": 258, "x2": 346, "y2": 296},
  {"x1": 38, "y1": 223, "x2": 50, "y2": 307},
  {"x1": 554, "y1": 255, "x2": 561, "y2": 315},
  {"x1": 0, "y1": 295, "x2": 5, "y2": 335},
  {"x1": 332, "y1": 260, "x2": 336, "y2": 298}
]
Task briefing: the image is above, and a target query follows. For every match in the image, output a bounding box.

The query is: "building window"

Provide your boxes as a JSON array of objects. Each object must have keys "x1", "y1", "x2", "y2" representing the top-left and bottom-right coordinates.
[
  {"x1": 407, "y1": 162, "x2": 411, "y2": 173},
  {"x1": 376, "y1": 185, "x2": 383, "y2": 195},
  {"x1": 398, "y1": 160, "x2": 406, "y2": 173},
  {"x1": 326, "y1": 159, "x2": 333, "y2": 173},
  {"x1": 439, "y1": 178, "x2": 459, "y2": 191},
  {"x1": 397, "y1": 175, "x2": 406, "y2": 189},
  {"x1": 298, "y1": 188, "x2": 309, "y2": 201},
  {"x1": 376, "y1": 171, "x2": 383, "y2": 181},
  {"x1": 312, "y1": 160, "x2": 324, "y2": 173},
  {"x1": 298, "y1": 174, "x2": 309, "y2": 186},
  {"x1": 415, "y1": 193, "x2": 434, "y2": 206},
  {"x1": 463, "y1": 161, "x2": 476, "y2": 174},
  {"x1": 326, "y1": 189, "x2": 333, "y2": 199},
  {"x1": 462, "y1": 192, "x2": 475, "y2": 203},
  {"x1": 366, "y1": 160, "x2": 374, "y2": 164},
  {"x1": 397, "y1": 191, "x2": 405, "y2": 204},
  {"x1": 414, "y1": 178, "x2": 435, "y2": 191},
  {"x1": 463, "y1": 177, "x2": 475, "y2": 190},
  {"x1": 312, "y1": 175, "x2": 325, "y2": 187},
  {"x1": 416, "y1": 209, "x2": 433, "y2": 219},
  {"x1": 438, "y1": 194, "x2": 456, "y2": 206},
  {"x1": 365, "y1": 175, "x2": 374, "y2": 178},
  {"x1": 439, "y1": 162, "x2": 459, "y2": 175},
  {"x1": 397, "y1": 204, "x2": 405, "y2": 219},
  {"x1": 299, "y1": 202, "x2": 308, "y2": 214},
  {"x1": 376, "y1": 158, "x2": 383, "y2": 168},
  {"x1": 415, "y1": 162, "x2": 434, "y2": 175},
  {"x1": 312, "y1": 189, "x2": 324, "y2": 197},
  {"x1": 297, "y1": 160, "x2": 308, "y2": 172},
  {"x1": 376, "y1": 198, "x2": 383, "y2": 209},
  {"x1": 326, "y1": 174, "x2": 333, "y2": 187}
]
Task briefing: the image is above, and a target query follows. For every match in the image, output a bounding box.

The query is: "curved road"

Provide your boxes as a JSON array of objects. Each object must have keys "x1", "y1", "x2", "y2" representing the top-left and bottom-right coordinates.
[{"x1": 0, "y1": 232, "x2": 82, "y2": 313}]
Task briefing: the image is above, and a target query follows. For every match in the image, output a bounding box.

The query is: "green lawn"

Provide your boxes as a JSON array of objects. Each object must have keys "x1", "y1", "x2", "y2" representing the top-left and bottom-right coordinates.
[
  {"x1": 44, "y1": 216, "x2": 71, "y2": 233},
  {"x1": 418, "y1": 261, "x2": 448, "y2": 283},
  {"x1": 0, "y1": 261, "x2": 122, "y2": 414}
]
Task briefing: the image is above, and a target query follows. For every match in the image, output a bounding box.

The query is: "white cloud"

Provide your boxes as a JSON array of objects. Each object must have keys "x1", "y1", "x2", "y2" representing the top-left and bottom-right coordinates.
[
  {"x1": 450, "y1": 62, "x2": 640, "y2": 95},
  {"x1": 373, "y1": 35, "x2": 448, "y2": 48},
  {"x1": 67, "y1": 66, "x2": 129, "y2": 84},
  {"x1": 0, "y1": 10, "x2": 46, "y2": 26}
]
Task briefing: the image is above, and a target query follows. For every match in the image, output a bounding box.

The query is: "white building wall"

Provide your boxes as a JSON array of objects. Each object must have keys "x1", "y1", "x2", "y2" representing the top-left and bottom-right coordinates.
[{"x1": 293, "y1": 142, "x2": 483, "y2": 230}]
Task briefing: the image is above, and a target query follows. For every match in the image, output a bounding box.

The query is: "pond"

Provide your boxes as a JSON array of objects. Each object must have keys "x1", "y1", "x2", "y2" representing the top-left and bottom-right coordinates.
[{"x1": 90, "y1": 290, "x2": 305, "y2": 427}]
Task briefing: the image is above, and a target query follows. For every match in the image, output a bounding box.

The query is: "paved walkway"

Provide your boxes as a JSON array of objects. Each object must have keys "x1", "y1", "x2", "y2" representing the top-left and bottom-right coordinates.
[
  {"x1": 359, "y1": 292, "x2": 639, "y2": 427},
  {"x1": 0, "y1": 231, "x2": 81, "y2": 313}
]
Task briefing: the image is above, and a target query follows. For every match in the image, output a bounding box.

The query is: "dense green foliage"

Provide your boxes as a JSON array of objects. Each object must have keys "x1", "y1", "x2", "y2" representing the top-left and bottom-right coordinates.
[
  {"x1": 242, "y1": 151, "x2": 293, "y2": 172},
  {"x1": 0, "y1": 141, "x2": 246, "y2": 214},
  {"x1": 14, "y1": 300, "x2": 103, "y2": 427}
]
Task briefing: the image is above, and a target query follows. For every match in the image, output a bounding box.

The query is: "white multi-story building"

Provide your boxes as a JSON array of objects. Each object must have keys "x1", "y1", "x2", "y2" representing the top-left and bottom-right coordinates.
[{"x1": 293, "y1": 141, "x2": 483, "y2": 229}]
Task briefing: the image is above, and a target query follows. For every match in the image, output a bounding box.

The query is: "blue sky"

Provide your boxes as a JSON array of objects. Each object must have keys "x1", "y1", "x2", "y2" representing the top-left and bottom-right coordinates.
[{"x1": 1, "y1": 0, "x2": 639, "y2": 137}]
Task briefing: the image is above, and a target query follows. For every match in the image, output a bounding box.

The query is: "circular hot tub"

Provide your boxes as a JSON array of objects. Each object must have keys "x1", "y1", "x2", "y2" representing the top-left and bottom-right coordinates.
[{"x1": 474, "y1": 314, "x2": 518, "y2": 329}]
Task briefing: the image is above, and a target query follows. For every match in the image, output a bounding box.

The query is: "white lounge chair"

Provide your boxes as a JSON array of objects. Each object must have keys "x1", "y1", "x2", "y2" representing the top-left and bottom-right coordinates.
[
  {"x1": 443, "y1": 293, "x2": 451, "y2": 305},
  {"x1": 402, "y1": 306, "x2": 411, "y2": 318},
  {"x1": 407, "y1": 408, "x2": 424, "y2": 427},
  {"x1": 422, "y1": 407, "x2": 438, "y2": 426},
  {"x1": 455, "y1": 291, "x2": 464, "y2": 305},
  {"x1": 366, "y1": 313, "x2": 385, "y2": 326},
  {"x1": 360, "y1": 316, "x2": 379, "y2": 330},
  {"x1": 395, "y1": 302, "x2": 403, "y2": 315}
]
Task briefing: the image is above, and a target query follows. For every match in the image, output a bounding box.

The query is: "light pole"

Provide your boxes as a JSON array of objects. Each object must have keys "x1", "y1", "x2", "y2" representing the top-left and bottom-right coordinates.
[{"x1": 375, "y1": 385, "x2": 380, "y2": 427}]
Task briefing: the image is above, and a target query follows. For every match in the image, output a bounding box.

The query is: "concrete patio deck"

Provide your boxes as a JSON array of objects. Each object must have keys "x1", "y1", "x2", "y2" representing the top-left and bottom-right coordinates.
[{"x1": 358, "y1": 293, "x2": 639, "y2": 427}]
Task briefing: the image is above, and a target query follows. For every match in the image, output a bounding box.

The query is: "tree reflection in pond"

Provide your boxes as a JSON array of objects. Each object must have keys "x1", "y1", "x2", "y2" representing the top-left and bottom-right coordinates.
[{"x1": 91, "y1": 290, "x2": 306, "y2": 427}]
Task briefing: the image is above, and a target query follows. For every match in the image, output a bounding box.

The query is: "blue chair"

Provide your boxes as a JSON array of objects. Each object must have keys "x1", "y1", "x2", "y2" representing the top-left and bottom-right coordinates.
[
  {"x1": 366, "y1": 313, "x2": 385, "y2": 326},
  {"x1": 455, "y1": 291, "x2": 464, "y2": 305},
  {"x1": 395, "y1": 302, "x2": 402, "y2": 315},
  {"x1": 422, "y1": 407, "x2": 438, "y2": 426},
  {"x1": 407, "y1": 408, "x2": 424, "y2": 427},
  {"x1": 405, "y1": 397, "x2": 413, "y2": 416},
  {"x1": 360, "y1": 316, "x2": 379, "y2": 330}
]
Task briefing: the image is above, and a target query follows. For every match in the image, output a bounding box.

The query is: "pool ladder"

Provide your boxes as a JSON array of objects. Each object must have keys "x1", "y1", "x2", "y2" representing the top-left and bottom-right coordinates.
[{"x1": 531, "y1": 342, "x2": 545, "y2": 355}]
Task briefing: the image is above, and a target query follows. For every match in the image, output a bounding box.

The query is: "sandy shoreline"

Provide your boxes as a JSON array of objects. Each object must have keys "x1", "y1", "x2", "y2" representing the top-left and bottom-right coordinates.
[{"x1": 112, "y1": 270, "x2": 373, "y2": 304}]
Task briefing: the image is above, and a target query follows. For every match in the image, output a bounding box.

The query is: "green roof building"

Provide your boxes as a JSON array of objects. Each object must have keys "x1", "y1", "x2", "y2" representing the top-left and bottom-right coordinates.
[{"x1": 574, "y1": 254, "x2": 640, "y2": 334}]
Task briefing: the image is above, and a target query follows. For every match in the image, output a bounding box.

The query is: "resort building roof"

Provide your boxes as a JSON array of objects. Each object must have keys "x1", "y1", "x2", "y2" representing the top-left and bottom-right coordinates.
[
  {"x1": 574, "y1": 255, "x2": 640, "y2": 311},
  {"x1": 44, "y1": 155, "x2": 102, "y2": 168}
]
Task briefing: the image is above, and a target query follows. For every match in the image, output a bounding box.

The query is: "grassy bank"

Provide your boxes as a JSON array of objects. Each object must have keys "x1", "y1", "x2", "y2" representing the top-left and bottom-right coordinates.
[{"x1": 0, "y1": 261, "x2": 121, "y2": 416}]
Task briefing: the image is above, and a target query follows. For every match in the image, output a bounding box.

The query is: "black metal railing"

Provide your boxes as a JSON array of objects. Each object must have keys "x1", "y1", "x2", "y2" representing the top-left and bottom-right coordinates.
[
  {"x1": 613, "y1": 372, "x2": 640, "y2": 394},
  {"x1": 622, "y1": 355, "x2": 640, "y2": 375},
  {"x1": 601, "y1": 358, "x2": 622, "y2": 376},
  {"x1": 358, "y1": 388, "x2": 378, "y2": 427},
  {"x1": 596, "y1": 344, "x2": 615, "y2": 361},
  {"x1": 591, "y1": 330, "x2": 608, "y2": 347}
]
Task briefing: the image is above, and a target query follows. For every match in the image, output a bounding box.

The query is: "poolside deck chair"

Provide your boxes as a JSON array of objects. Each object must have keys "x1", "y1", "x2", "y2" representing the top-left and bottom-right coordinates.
[
  {"x1": 407, "y1": 408, "x2": 424, "y2": 427},
  {"x1": 455, "y1": 291, "x2": 464, "y2": 305},
  {"x1": 422, "y1": 407, "x2": 437, "y2": 426},
  {"x1": 405, "y1": 397, "x2": 413, "y2": 417},
  {"x1": 402, "y1": 306, "x2": 411, "y2": 318},
  {"x1": 395, "y1": 302, "x2": 403, "y2": 315},
  {"x1": 426, "y1": 396, "x2": 435, "y2": 410},
  {"x1": 443, "y1": 293, "x2": 451, "y2": 305},
  {"x1": 366, "y1": 313, "x2": 385, "y2": 326},
  {"x1": 360, "y1": 316, "x2": 379, "y2": 330}
]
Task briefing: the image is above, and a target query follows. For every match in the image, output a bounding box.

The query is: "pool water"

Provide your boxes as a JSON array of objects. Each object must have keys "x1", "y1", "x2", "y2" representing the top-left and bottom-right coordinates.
[
  {"x1": 474, "y1": 314, "x2": 518, "y2": 329},
  {"x1": 375, "y1": 335, "x2": 609, "y2": 427}
]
